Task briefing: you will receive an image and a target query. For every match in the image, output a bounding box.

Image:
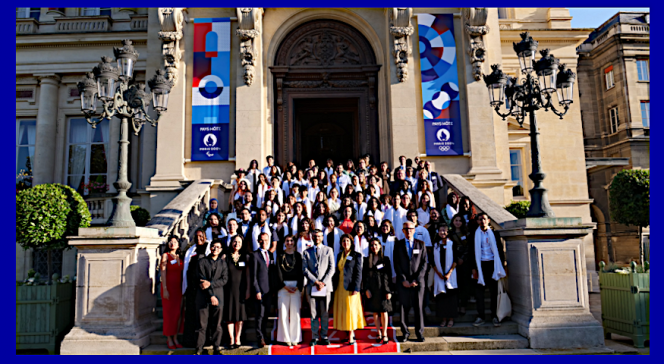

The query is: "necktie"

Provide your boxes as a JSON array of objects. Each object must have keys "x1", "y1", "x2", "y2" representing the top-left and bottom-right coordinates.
[
  {"x1": 264, "y1": 251, "x2": 269, "y2": 267},
  {"x1": 407, "y1": 240, "x2": 413, "y2": 259}
]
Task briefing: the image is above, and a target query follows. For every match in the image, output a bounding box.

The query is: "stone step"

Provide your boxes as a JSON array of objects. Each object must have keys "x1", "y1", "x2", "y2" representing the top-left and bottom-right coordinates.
[
  {"x1": 397, "y1": 321, "x2": 518, "y2": 337},
  {"x1": 141, "y1": 344, "x2": 267, "y2": 355},
  {"x1": 142, "y1": 335, "x2": 529, "y2": 354},
  {"x1": 149, "y1": 321, "x2": 518, "y2": 345},
  {"x1": 399, "y1": 335, "x2": 529, "y2": 353},
  {"x1": 392, "y1": 309, "x2": 499, "y2": 324}
]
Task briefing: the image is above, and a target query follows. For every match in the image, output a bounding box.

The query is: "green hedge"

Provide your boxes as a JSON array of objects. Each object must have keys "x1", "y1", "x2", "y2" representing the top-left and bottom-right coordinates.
[
  {"x1": 16, "y1": 184, "x2": 91, "y2": 251},
  {"x1": 505, "y1": 200, "x2": 530, "y2": 219},
  {"x1": 130, "y1": 205, "x2": 151, "y2": 227}
]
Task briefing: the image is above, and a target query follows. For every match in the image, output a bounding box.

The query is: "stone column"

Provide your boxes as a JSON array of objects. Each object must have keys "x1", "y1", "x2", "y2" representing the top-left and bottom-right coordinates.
[
  {"x1": 60, "y1": 227, "x2": 162, "y2": 355},
  {"x1": 147, "y1": 8, "x2": 187, "y2": 190},
  {"x1": 500, "y1": 218, "x2": 605, "y2": 349},
  {"x1": 32, "y1": 74, "x2": 60, "y2": 185},
  {"x1": 235, "y1": 8, "x2": 265, "y2": 169}
]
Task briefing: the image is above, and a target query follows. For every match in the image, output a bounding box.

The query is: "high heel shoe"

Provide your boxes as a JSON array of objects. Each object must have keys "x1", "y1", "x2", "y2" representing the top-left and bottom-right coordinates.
[
  {"x1": 383, "y1": 336, "x2": 389, "y2": 344},
  {"x1": 167, "y1": 343, "x2": 177, "y2": 350},
  {"x1": 175, "y1": 343, "x2": 183, "y2": 349}
]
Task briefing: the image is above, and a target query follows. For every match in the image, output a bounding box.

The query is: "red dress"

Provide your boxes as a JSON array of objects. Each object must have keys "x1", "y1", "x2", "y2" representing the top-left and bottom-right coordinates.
[
  {"x1": 339, "y1": 219, "x2": 355, "y2": 234},
  {"x1": 161, "y1": 253, "x2": 184, "y2": 336}
]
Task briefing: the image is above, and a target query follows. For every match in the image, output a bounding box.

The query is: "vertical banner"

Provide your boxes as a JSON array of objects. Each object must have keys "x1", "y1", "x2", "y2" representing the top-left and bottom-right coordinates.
[
  {"x1": 192, "y1": 18, "x2": 231, "y2": 161},
  {"x1": 417, "y1": 13, "x2": 463, "y2": 156}
]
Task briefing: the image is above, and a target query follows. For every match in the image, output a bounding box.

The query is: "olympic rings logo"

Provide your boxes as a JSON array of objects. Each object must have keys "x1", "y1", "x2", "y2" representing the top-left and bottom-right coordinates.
[{"x1": 438, "y1": 146, "x2": 450, "y2": 152}]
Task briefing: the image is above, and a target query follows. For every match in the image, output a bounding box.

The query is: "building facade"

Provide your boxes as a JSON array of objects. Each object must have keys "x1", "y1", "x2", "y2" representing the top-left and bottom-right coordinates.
[
  {"x1": 576, "y1": 11, "x2": 650, "y2": 265},
  {"x1": 16, "y1": 8, "x2": 598, "y2": 288}
]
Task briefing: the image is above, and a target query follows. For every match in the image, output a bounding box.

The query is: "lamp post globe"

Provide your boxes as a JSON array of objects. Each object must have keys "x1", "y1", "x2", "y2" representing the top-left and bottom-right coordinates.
[
  {"x1": 78, "y1": 39, "x2": 172, "y2": 227},
  {"x1": 486, "y1": 33, "x2": 576, "y2": 218}
]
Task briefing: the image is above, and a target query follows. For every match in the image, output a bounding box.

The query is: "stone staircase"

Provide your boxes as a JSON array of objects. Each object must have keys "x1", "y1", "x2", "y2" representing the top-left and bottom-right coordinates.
[{"x1": 141, "y1": 289, "x2": 528, "y2": 355}]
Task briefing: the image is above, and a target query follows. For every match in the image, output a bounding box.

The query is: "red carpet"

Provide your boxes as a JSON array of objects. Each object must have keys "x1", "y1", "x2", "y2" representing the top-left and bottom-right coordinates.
[{"x1": 269, "y1": 314, "x2": 400, "y2": 355}]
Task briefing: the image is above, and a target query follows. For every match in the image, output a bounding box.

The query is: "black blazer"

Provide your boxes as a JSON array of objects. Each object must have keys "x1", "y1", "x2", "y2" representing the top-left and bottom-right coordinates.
[
  {"x1": 272, "y1": 225, "x2": 288, "y2": 255},
  {"x1": 250, "y1": 250, "x2": 275, "y2": 295},
  {"x1": 468, "y1": 228, "x2": 506, "y2": 270},
  {"x1": 197, "y1": 255, "x2": 229, "y2": 303},
  {"x1": 274, "y1": 251, "x2": 304, "y2": 291},
  {"x1": 333, "y1": 250, "x2": 363, "y2": 292},
  {"x1": 393, "y1": 238, "x2": 428, "y2": 286},
  {"x1": 362, "y1": 255, "x2": 392, "y2": 296}
]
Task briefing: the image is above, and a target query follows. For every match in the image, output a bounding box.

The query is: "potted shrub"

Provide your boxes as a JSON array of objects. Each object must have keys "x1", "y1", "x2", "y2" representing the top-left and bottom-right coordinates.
[
  {"x1": 16, "y1": 184, "x2": 91, "y2": 354},
  {"x1": 598, "y1": 261, "x2": 650, "y2": 348},
  {"x1": 505, "y1": 200, "x2": 530, "y2": 219},
  {"x1": 609, "y1": 169, "x2": 649, "y2": 265}
]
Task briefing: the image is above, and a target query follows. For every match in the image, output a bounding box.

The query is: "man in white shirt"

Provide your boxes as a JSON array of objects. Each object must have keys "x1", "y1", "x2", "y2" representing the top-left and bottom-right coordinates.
[
  {"x1": 249, "y1": 209, "x2": 273, "y2": 252},
  {"x1": 393, "y1": 194, "x2": 409, "y2": 240},
  {"x1": 470, "y1": 213, "x2": 507, "y2": 328},
  {"x1": 262, "y1": 155, "x2": 281, "y2": 179},
  {"x1": 354, "y1": 191, "x2": 367, "y2": 221},
  {"x1": 335, "y1": 165, "x2": 352, "y2": 192},
  {"x1": 406, "y1": 210, "x2": 432, "y2": 247},
  {"x1": 324, "y1": 159, "x2": 335, "y2": 185}
]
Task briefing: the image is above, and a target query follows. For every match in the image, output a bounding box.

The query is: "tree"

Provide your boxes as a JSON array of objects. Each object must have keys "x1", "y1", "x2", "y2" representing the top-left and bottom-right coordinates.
[
  {"x1": 609, "y1": 169, "x2": 650, "y2": 265},
  {"x1": 16, "y1": 184, "x2": 91, "y2": 280}
]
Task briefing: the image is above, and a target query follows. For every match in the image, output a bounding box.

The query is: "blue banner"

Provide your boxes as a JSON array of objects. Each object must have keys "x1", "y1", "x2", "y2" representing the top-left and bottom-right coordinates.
[
  {"x1": 191, "y1": 18, "x2": 231, "y2": 161},
  {"x1": 417, "y1": 13, "x2": 463, "y2": 156}
]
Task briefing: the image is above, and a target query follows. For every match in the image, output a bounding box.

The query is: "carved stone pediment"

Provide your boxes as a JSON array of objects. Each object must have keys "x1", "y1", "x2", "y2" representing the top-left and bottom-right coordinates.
[{"x1": 275, "y1": 20, "x2": 376, "y2": 67}]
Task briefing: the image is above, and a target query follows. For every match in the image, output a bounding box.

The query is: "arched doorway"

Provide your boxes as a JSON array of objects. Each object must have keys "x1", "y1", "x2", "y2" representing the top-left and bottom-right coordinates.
[{"x1": 270, "y1": 19, "x2": 381, "y2": 167}]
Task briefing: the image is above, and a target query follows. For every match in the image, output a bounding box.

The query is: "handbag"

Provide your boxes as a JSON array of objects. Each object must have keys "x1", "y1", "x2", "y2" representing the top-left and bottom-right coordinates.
[{"x1": 496, "y1": 278, "x2": 512, "y2": 321}]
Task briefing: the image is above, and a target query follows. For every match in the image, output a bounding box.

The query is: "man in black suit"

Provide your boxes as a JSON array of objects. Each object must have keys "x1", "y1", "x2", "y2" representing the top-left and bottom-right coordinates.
[
  {"x1": 393, "y1": 221, "x2": 428, "y2": 342},
  {"x1": 195, "y1": 240, "x2": 229, "y2": 355},
  {"x1": 250, "y1": 232, "x2": 274, "y2": 347}
]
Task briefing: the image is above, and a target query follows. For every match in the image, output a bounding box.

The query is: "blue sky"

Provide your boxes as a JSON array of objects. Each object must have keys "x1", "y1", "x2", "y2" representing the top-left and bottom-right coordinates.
[{"x1": 569, "y1": 8, "x2": 650, "y2": 28}]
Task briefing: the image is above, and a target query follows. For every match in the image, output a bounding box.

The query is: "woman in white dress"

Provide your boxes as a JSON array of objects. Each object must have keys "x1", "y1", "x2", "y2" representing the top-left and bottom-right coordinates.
[
  {"x1": 327, "y1": 188, "x2": 341, "y2": 218},
  {"x1": 295, "y1": 218, "x2": 314, "y2": 254},
  {"x1": 247, "y1": 159, "x2": 261, "y2": 193},
  {"x1": 416, "y1": 193, "x2": 432, "y2": 226},
  {"x1": 256, "y1": 173, "x2": 272, "y2": 209},
  {"x1": 352, "y1": 221, "x2": 370, "y2": 257},
  {"x1": 364, "y1": 197, "x2": 384, "y2": 225},
  {"x1": 380, "y1": 194, "x2": 395, "y2": 224}
]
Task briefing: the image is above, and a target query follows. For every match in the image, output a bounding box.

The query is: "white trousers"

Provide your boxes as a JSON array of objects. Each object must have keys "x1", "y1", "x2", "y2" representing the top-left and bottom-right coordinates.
[{"x1": 277, "y1": 287, "x2": 302, "y2": 344}]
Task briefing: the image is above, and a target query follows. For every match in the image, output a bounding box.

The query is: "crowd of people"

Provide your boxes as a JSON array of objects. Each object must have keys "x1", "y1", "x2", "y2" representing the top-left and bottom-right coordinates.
[{"x1": 158, "y1": 154, "x2": 508, "y2": 354}]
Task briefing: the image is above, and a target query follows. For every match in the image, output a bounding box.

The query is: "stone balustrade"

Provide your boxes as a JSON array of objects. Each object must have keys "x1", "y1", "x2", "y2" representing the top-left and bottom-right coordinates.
[
  {"x1": 16, "y1": 19, "x2": 38, "y2": 34},
  {"x1": 441, "y1": 173, "x2": 518, "y2": 227},
  {"x1": 85, "y1": 196, "x2": 113, "y2": 225},
  {"x1": 55, "y1": 16, "x2": 112, "y2": 32},
  {"x1": 130, "y1": 15, "x2": 148, "y2": 31},
  {"x1": 146, "y1": 179, "x2": 214, "y2": 248}
]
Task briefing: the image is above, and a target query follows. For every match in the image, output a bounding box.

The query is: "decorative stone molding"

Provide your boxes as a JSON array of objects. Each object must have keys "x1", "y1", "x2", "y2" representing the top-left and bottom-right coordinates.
[
  {"x1": 389, "y1": 8, "x2": 413, "y2": 82},
  {"x1": 158, "y1": 8, "x2": 185, "y2": 84},
  {"x1": 16, "y1": 18, "x2": 39, "y2": 34},
  {"x1": 463, "y1": 8, "x2": 490, "y2": 81},
  {"x1": 236, "y1": 8, "x2": 263, "y2": 86},
  {"x1": 54, "y1": 16, "x2": 112, "y2": 33}
]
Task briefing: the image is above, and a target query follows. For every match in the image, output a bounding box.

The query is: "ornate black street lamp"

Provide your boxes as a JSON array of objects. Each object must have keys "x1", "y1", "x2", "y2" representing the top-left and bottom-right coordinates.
[
  {"x1": 483, "y1": 32, "x2": 576, "y2": 218},
  {"x1": 77, "y1": 40, "x2": 174, "y2": 227}
]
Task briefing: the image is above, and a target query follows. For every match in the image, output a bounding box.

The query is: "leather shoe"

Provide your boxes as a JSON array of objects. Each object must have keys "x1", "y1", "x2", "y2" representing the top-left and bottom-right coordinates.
[
  {"x1": 310, "y1": 339, "x2": 318, "y2": 346},
  {"x1": 318, "y1": 338, "x2": 330, "y2": 345},
  {"x1": 259, "y1": 339, "x2": 266, "y2": 348},
  {"x1": 400, "y1": 333, "x2": 410, "y2": 343}
]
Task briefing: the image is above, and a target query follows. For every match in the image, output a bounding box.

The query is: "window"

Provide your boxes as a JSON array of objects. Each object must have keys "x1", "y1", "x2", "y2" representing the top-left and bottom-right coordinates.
[
  {"x1": 498, "y1": 8, "x2": 508, "y2": 19},
  {"x1": 16, "y1": 8, "x2": 40, "y2": 20},
  {"x1": 81, "y1": 8, "x2": 112, "y2": 16},
  {"x1": 16, "y1": 120, "x2": 36, "y2": 187},
  {"x1": 510, "y1": 149, "x2": 524, "y2": 197},
  {"x1": 604, "y1": 66, "x2": 615, "y2": 90},
  {"x1": 609, "y1": 107, "x2": 619, "y2": 133},
  {"x1": 66, "y1": 118, "x2": 110, "y2": 196},
  {"x1": 637, "y1": 59, "x2": 649, "y2": 81},
  {"x1": 641, "y1": 101, "x2": 650, "y2": 127},
  {"x1": 32, "y1": 249, "x2": 63, "y2": 278}
]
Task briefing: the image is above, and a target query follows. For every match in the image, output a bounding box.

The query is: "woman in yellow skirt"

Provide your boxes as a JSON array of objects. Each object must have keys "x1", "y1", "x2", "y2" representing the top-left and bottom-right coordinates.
[{"x1": 333, "y1": 233, "x2": 366, "y2": 344}]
